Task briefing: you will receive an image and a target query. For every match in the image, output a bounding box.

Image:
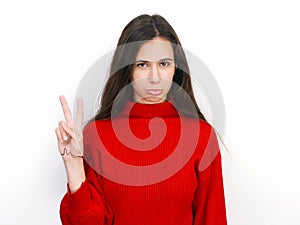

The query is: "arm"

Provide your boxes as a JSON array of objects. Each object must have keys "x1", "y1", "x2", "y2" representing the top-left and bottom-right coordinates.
[
  {"x1": 56, "y1": 96, "x2": 113, "y2": 225},
  {"x1": 60, "y1": 161, "x2": 114, "y2": 225},
  {"x1": 192, "y1": 126, "x2": 227, "y2": 225},
  {"x1": 59, "y1": 122, "x2": 114, "y2": 225}
]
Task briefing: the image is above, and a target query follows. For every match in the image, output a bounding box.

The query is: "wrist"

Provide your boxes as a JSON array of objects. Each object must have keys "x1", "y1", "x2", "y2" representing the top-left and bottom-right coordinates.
[{"x1": 64, "y1": 158, "x2": 86, "y2": 193}]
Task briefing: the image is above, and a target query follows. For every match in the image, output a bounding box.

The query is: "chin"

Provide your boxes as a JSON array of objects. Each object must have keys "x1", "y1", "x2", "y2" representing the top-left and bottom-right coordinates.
[{"x1": 141, "y1": 96, "x2": 166, "y2": 104}]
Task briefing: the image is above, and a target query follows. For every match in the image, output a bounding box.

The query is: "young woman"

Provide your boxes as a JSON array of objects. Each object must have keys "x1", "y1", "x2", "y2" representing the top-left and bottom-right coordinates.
[{"x1": 55, "y1": 14, "x2": 227, "y2": 225}]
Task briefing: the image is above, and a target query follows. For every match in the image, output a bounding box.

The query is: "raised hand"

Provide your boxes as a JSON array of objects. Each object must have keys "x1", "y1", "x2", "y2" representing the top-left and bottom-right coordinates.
[{"x1": 55, "y1": 95, "x2": 84, "y2": 160}]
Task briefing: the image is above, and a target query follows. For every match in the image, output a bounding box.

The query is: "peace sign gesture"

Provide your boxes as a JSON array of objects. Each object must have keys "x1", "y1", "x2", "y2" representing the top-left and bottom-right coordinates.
[{"x1": 55, "y1": 95, "x2": 84, "y2": 160}]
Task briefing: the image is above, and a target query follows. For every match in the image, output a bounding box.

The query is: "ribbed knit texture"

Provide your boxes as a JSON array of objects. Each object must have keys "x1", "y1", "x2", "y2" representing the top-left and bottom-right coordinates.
[{"x1": 60, "y1": 100, "x2": 227, "y2": 225}]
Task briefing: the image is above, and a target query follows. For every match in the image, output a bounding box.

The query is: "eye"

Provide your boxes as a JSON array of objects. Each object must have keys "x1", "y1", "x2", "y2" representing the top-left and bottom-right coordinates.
[
  {"x1": 160, "y1": 61, "x2": 170, "y2": 67},
  {"x1": 136, "y1": 63, "x2": 148, "y2": 68}
]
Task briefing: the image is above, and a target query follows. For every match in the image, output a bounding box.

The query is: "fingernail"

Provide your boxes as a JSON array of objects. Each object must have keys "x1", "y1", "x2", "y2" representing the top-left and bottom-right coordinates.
[{"x1": 63, "y1": 135, "x2": 68, "y2": 140}]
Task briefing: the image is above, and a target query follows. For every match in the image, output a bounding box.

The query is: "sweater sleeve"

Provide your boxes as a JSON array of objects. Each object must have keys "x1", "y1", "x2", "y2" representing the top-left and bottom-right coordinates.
[
  {"x1": 192, "y1": 125, "x2": 227, "y2": 225},
  {"x1": 59, "y1": 122, "x2": 114, "y2": 225},
  {"x1": 60, "y1": 163, "x2": 114, "y2": 225}
]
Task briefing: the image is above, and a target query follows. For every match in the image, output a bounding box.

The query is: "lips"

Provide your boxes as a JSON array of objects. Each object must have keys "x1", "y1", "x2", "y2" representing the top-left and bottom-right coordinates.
[{"x1": 146, "y1": 89, "x2": 162, "y2": 96}]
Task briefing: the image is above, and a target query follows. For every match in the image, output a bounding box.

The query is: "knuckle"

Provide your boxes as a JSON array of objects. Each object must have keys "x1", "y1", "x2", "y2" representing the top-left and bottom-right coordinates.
[{"x1": 55, "y1": 128, "x2": 60, "y2": 135}]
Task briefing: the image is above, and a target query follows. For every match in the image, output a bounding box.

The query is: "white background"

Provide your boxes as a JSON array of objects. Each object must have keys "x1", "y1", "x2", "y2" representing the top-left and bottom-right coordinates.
[{"x1": 0, "y1": 0, "x2": 299, "y2": 224}]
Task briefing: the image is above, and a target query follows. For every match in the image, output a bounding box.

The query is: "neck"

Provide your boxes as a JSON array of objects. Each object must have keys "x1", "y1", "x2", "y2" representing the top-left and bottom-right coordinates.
[{"x1": 117, "y1": 99, "x2": 179, "y2": 118}]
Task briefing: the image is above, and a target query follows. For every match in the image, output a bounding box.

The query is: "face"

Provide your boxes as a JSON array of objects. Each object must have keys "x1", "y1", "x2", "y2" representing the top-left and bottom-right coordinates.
[{"x1": 131, "y1": 37, "x2": 175, "y2": 104}]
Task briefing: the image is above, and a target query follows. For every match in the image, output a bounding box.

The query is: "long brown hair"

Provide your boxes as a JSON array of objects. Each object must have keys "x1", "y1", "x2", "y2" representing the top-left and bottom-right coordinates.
[{"x1": 91, "y1": 14, "x2": 207, "y2": 122}]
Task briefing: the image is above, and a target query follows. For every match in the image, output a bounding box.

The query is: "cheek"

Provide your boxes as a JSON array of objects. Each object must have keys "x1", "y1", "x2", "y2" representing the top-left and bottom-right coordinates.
[
  {"x1": 131, "y1": 78, "x2": 148, "y2": 93},
  {"x1": 162, "y1": 71, "x2": 175, "y2": 83},
  {"x1": 162, "y1": 67, "x2": 175, "y2": 79},
  {"x1": 132, "y1": 70, "x2": 148, "y2": 81}
]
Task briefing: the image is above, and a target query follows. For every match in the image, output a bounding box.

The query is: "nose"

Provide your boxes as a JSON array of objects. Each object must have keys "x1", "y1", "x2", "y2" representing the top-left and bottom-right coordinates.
[{"x1": 148, "y1": 64, "x2": 160, "y2": 84}]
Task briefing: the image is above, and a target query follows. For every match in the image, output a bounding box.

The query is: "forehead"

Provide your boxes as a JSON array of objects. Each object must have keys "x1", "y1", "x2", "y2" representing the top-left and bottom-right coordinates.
[{"x1": 136, "y1": 39, "x2": 174, "y2": 61}]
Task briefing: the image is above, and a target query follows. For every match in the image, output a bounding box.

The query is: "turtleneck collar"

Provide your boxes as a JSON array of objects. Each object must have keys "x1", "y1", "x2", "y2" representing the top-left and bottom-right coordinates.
[{"x1": 117, "y1": 99, "x2": 179, "y2": 118}]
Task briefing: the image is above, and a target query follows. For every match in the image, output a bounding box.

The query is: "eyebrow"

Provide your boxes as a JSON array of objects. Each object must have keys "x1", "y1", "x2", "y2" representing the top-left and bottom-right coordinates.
[{"x1": 135, "y1": 58, "x2": 174, "y2": 63}]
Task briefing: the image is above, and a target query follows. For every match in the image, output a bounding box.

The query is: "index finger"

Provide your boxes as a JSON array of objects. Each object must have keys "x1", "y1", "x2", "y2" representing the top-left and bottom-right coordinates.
[
  {"x1": 74, "y1": 97, "x2": 84, "y2": 130},
  {"x1": 59, "y1": 95, "x2": 73, "y2": 123}
]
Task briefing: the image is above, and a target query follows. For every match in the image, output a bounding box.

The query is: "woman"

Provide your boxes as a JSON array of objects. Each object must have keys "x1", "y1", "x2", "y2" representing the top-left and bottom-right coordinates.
[{"x1": 55, "y1": 14, "x2": 227, "y2": 225}]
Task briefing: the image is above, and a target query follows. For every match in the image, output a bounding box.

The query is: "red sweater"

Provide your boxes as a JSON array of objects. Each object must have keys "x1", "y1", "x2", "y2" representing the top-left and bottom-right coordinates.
[{"x1": 60, "y1": 100, "x2": 227, "y2": 225}]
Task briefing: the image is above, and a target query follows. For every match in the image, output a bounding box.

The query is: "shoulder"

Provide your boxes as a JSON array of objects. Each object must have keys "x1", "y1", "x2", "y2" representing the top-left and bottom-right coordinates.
[
  {"x1": 198, "y1": 120, "x2": 216, "y2": 142},
  {"x1": 82, "y1": 119, "x2": 113, "y2": 146},
  {"x1": 83, "y1": 119, "x2": 111, "y2": 133},
  {"x1": 82, "y1": 120, "x2": 112, "y2": 167},
  {"x1": 193, "y1": 120, "x2": 220, "y2": 158},
  {"x1": 196, "y1": 120, "x2": 222, "y2": 171},
  {"x1": 199, "y1": 120, "x2": 213, "y2": 131}
]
